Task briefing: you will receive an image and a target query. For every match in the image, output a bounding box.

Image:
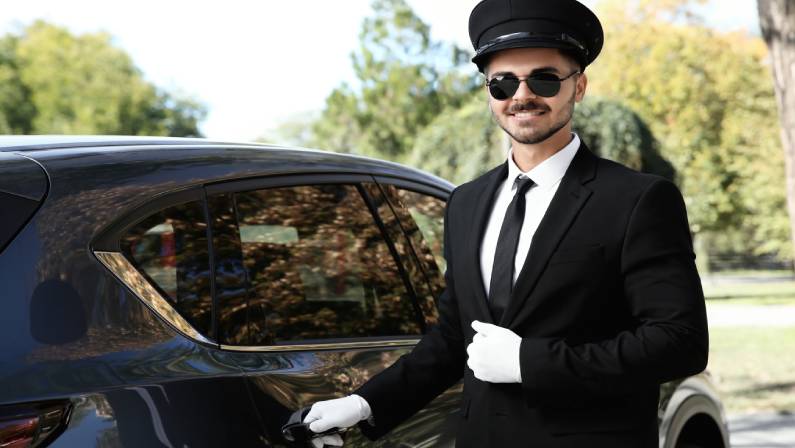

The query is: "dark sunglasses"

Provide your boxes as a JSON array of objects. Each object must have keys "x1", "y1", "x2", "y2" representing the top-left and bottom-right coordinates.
[{"x1": 486, "y1": 70, "x2": 580, "y2": 100}]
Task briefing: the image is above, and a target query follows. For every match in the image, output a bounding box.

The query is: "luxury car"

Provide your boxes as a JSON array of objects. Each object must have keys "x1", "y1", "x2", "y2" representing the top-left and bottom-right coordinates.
[{"x1": 0, "y1": 136, "x2": 728, "y2": 447}]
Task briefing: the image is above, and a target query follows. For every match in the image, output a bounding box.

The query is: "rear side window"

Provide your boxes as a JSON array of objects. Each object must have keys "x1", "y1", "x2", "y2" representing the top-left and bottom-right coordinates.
[
  {"x1": 0, "y1": 192, "x2": 40, "y2": 255},
  {"x1": 120, "y1": 201, "x2": 213, "y2": 338},
  {"x1": 211, "y1": 184, "x2": 421, "y2": 346},
  {"x1": 0, "y1": 154, "x2": 48, "y2": 255}
]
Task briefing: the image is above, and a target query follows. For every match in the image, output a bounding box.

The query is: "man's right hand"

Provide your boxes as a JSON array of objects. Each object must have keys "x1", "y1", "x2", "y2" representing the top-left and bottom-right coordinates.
[{"x1": 303, "y1": 394, "x2": 372, "y2": 447}]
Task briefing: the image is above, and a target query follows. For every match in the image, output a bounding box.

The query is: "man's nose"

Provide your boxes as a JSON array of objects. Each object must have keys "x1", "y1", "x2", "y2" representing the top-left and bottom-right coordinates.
[{"x1": 512, "y1": 79, "x2": 536, "y2": 100}]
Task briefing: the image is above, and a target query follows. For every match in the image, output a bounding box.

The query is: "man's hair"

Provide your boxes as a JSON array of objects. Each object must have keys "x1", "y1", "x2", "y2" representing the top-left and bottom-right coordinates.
[{"x1": 559, "y1": 48, "x2": 586, "y2": 73}]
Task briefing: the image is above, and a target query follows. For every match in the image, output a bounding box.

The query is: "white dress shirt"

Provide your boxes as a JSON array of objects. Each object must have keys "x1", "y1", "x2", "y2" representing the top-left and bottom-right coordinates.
[{"x1": 480, "y1": 133, "x2": 581, "y2": 297}]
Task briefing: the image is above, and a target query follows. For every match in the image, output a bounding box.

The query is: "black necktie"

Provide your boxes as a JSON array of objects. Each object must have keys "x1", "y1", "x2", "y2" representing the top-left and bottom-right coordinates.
[{"x1": 488, "y1": 175, "x2": 535, "y2": 322}]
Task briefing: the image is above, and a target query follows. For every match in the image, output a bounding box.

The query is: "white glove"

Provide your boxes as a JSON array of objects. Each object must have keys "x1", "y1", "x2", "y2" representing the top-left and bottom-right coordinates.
[
  {"x1": 303, "y1": 394, "x2": 372, "y2": 447},
  {"x1": 466, "y1": 320, "x2": 523, "y2": 383},
  {"x1": 308, "y1": 434, "x2": 343, "y2": 448}
]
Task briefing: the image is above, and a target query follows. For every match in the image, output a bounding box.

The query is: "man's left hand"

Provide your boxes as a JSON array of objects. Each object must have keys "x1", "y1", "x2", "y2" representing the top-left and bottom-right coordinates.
[{"x1": 466, "y1": 321, "x2": 523, "y2": 383}]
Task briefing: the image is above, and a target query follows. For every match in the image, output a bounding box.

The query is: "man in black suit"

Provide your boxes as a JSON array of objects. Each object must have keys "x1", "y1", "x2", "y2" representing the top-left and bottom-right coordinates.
[{"x1": 303, "y1": 0, "x2": 709, "y2": 446}]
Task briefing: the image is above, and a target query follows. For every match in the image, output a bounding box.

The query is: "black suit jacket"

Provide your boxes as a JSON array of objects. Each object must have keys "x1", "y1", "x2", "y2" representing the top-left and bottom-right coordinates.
[{"x1": 355, "y1": 143, "x2": 708, "y2": 447}]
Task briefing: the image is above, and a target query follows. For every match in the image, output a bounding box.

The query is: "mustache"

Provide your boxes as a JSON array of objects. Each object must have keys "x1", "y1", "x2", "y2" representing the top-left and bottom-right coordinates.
[{"x1": 508, "y1": 102, "x2": 549, "y2": 114}]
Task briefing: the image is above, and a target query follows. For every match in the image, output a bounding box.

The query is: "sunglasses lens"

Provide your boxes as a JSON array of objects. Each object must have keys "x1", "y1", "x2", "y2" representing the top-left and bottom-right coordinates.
[
  {"x1": 528, "y1": 75, "x2": 562, "y2": 97},
  {"x1": 488, "y1": 78, "x2": 519, "y2": 100}
]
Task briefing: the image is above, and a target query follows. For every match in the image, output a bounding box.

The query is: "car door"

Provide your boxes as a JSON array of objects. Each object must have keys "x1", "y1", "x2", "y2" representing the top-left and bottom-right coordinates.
[
  {"x1": 90, "y1": 189, "x2": 270, "y2": 447},
  {"x1": 203, "y1": 174, "x2": 458, "y2": 447}
]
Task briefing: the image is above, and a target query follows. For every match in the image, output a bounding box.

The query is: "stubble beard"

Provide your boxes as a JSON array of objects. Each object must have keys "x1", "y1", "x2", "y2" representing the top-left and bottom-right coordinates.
[{"x1": 492, "y1": 89, "x2": 576, "y2": 145}]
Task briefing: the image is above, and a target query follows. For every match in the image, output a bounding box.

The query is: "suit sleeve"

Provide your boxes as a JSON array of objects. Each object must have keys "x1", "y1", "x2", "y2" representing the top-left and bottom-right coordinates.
[
  {"x1": 354, "y1": 187, "x2": 467, "y2": 439},
  {"x1": 519, "y1": 178, "x2": 708, "y2": 407}
]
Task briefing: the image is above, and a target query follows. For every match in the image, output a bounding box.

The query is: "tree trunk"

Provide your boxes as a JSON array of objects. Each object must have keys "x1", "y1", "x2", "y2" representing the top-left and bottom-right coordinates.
[{"x1": 758, "y1": 0, "x2": 795, "y2": 268}]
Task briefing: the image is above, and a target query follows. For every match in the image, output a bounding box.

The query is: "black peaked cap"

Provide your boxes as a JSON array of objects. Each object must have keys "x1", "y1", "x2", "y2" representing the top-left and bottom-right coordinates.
[{"x1": 469, "y1": 0, "x2": 604, "y2": 72}]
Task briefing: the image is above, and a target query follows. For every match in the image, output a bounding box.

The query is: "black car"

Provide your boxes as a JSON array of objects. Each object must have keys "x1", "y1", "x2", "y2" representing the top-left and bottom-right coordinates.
[{"x1": 0, "y1": 136, "x2": 728, "y2": 447}]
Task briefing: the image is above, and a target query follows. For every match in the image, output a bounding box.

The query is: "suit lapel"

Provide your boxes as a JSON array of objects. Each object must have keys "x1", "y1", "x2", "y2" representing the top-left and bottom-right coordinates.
[
  {"x1": 500, "y1": 144, "x2": 598, "y2": 328},
  {"x1": 462, "y1": 162, "x2": 508, "y2": 324}
]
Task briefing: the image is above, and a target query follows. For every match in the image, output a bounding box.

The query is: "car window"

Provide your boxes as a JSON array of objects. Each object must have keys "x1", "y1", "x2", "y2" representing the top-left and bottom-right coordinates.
[
  {"x1": 380, "y1": 185, "x2": 447, "y2": 300},
  {"x1": 120, "y1": 200, "x2": 213, "y2": 338},
  {"x1": 361, "y1": 183, "x2": 440, "y2": 328},
  {"x1": 211, "y1": 183, "x2": 421, "y2": 346},
  {"x1": 0, "y1": 191, "x2": 40, "y2": 255}
]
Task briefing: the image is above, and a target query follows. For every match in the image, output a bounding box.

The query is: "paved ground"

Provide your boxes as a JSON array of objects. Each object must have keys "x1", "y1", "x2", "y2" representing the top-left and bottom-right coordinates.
[
  {"x1": 728, "y1": 412, "x2": 795, "y2": 447},
  {"x1": 707, "y1": 304, "x2": 795, "y2": 327},
  {"x1": 702, "y1": 274, "x2": 795, "y2": 285}
]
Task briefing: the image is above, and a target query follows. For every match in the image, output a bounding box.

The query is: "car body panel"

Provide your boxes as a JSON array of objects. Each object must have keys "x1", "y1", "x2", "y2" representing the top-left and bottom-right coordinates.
[{"x1": 0, "y1": 151, "x2": 48, "y2": 200}]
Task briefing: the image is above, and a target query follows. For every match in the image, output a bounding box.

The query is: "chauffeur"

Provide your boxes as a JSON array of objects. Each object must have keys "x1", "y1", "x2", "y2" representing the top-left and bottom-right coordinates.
[{"x1": 303, "y1": 0, "x2": 709, "y2": 446}]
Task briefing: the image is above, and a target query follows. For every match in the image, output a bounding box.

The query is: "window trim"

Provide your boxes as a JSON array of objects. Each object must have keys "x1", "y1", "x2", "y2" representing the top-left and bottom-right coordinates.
[
  {"x1": 372, "y1": 175, "x2": 452, "y2": 201},
  {"x1": 219, "y1": 337, "x2": 421, "y2": 353},
  {"x1": 202, "y1": 188, "x2": 220, "y2": 342},
  {"x1": 205, "y1": 172, "x2": 374, "y2": 196}
]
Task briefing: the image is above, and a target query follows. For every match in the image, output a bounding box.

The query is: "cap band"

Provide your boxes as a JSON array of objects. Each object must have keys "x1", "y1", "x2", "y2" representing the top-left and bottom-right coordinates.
[{"x1": 475, "y1": 31, "x2": 588, "y2": 59}]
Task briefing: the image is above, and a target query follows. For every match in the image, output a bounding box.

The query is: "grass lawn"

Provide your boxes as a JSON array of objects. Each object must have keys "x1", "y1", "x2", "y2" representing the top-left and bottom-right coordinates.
[
  {"x1": 698, "y1": 273, "x2": 795, "y2": 412},
  {"x1": 707, "y1": 326, "x2": 795, "y2": 413},
  {"x1": 702, "y1": 278, "x2": 795, "y2": 305}
]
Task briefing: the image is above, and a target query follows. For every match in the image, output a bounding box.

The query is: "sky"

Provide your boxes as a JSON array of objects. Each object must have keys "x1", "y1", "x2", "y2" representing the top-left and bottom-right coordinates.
[{"x1": 0, "y1": 0, "x2": 761, "y2": 142}]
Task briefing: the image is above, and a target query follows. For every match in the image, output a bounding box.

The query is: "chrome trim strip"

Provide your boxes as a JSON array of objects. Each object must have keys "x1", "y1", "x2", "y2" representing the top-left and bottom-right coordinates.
[
  {"x1": 220, "y1": 338, "x2": 421, "y2": 352},
  {"x1": 94, "y1": 251, "x2": 212, "y2": 344}
]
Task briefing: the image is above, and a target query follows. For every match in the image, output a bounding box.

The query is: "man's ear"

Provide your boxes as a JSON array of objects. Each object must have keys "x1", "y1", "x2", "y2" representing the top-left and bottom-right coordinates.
[{"x1": 575, "y1": 72, "x2": 588, "y2": 103}]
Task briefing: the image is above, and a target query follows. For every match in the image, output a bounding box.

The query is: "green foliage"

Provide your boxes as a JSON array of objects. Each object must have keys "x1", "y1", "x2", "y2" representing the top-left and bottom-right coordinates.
[
  {"x1": 574, "y1": 97, "x2": 675, "y2": 180},
  {"x1": 708, "y1": 325, "x2": 795, "y2": 413},
  {"x1": 309, "y1": 0, "x2": 479, "y2": 161},
  {"x1": 0, "y1": 21, "x2": 206, "y2": 137},
  {"x1": 407, "y1": 92, "x2": 505, "y2": 185},
  {"x1": 589, "y1": 0, "x2": 788, "y2": 258},
  {"x1": 310, "y1": 84, "x2": 366, "y2": 152},
  {"x1": 257, "y1": 112, "x2": 319, "y2": 148},
  {"x1": 0, "y1": 35, "x2": 34, "y2": 134}
]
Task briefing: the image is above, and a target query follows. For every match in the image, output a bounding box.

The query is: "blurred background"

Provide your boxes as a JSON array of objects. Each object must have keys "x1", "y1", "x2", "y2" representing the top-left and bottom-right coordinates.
[{"x1": 2, "y1": 0, "x2": 793, "y2": 444}]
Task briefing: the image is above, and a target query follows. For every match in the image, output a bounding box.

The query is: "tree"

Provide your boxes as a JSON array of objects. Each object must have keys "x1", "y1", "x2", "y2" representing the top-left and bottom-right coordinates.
[
  {"x1": 0, "y1": 21, "x2": 206, "y2": 137},
  {"x1": 758, "y1": 0, "x2": 795, "y2": 263},
  {"x1": 406, "y1": 92, "x2": 504, "y2": 185},
  {"x1": 574, "y1": 97, "x2": 675, "y2": 181},
  {"x1": 0, "y1": 35, "x2": 34, "y2": 134},
  {"x1": 589, "y1": 0, "x2": 789, "y2": 261},
  {"x1": 258, "y1": 111, "x2": 320, "y2": 148},
  {"x1": 309, "y1": 0, "x2": 479, "y2": 161}
]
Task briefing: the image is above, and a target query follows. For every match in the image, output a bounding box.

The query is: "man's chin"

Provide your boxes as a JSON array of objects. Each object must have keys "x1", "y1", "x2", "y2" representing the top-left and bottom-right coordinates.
[{"x1": 506, "y1": 128, "x2": 550, "y2": 145}]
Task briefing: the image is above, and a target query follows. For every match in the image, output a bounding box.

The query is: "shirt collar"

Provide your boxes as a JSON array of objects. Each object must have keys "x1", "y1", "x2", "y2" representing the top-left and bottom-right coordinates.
[{"x1": 507, "y1": 133, "x2": 581, "y2": 190}]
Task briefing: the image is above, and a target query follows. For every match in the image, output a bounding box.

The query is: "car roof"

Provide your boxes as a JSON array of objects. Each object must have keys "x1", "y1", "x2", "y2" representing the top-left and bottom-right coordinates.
[
  {"x1": 0, "y1": 135, "x2": 233, "y2": 152},
  {"x1": 0, "y1": 135, "x2": 455, "y2": 191}
]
